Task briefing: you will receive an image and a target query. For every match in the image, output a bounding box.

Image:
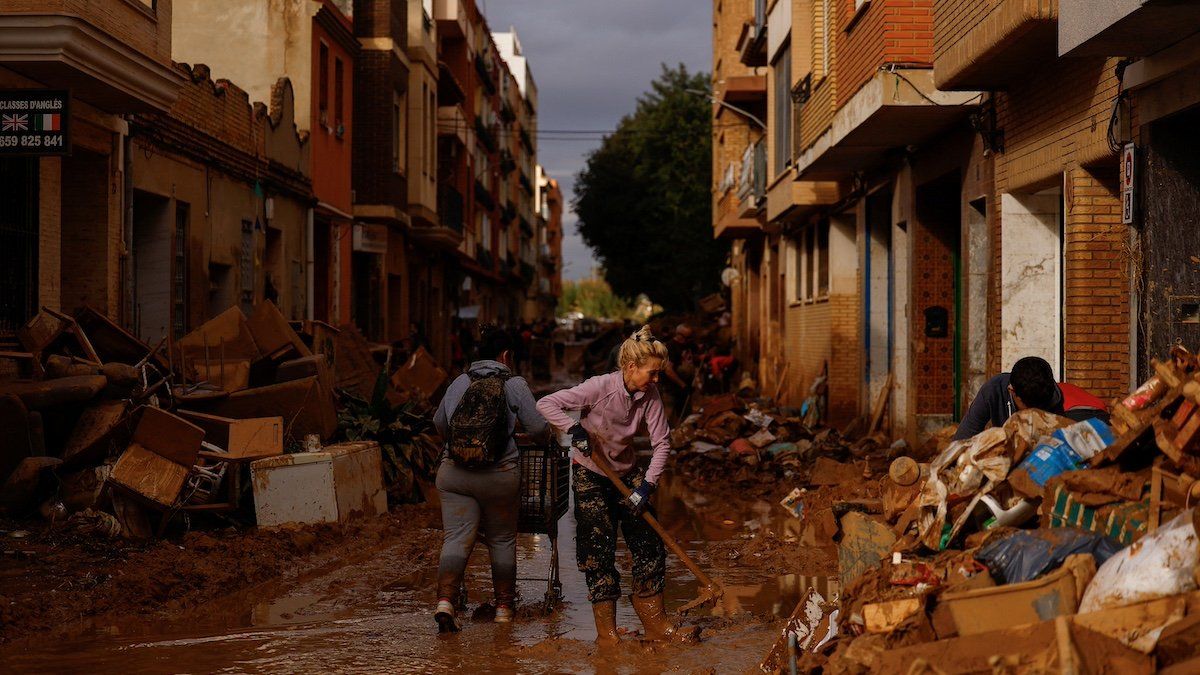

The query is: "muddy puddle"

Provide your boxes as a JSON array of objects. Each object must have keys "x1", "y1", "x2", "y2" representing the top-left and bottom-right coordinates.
[{"x1": 1, "y1": 472, "x2": 829, "y2": 673}]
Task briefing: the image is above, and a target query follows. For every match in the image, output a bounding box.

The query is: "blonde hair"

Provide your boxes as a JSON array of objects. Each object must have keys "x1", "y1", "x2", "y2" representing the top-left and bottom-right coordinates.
[{"x1": 618, "y1": 325, "x2": 669, "y2": 369}]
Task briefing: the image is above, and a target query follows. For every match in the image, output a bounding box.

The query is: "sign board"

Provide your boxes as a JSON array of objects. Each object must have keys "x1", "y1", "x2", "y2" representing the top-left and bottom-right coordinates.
[
  {"x1": 0, "y1": 90, "x2": 69, "y2": 156},
  {"x1": 1121, "y1": 143, "x2": 1135, "y2": 225},
  {"x1": 352, "y1": 223, "x2": 387, "y2": 254}
]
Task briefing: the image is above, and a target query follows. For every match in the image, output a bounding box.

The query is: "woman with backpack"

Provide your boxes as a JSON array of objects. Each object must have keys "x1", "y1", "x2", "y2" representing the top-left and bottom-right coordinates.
[
  {"x1": 535, "y1": 325, "x2": 696, "y2": 646},
  {"x1": 432, "y1": 325, "x2": 548, "y2": 632}
]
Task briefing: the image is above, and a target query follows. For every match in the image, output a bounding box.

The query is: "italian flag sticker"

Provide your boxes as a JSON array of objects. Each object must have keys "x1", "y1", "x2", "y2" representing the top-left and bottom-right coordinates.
[{"x1": 34, "y1": 114, "x2": 61, "y2": 131}]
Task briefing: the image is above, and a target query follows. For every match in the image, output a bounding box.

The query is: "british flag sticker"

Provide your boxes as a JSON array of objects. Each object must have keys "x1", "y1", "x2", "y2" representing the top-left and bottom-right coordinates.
[{"x1": 2, "y1": 113, "x2": 28, "y2": 132}]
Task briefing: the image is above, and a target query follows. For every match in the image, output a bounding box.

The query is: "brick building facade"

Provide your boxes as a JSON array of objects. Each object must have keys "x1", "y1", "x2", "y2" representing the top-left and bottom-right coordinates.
[{"x1": 715, "y1": 0, "x2": 1200, "y2": 443}]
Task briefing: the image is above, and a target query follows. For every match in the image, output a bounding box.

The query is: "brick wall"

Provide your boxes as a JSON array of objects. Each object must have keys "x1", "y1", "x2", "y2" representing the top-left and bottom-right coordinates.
[
  {"x1": 38, "y1": 157, "x2": 62, "y2": 312},
  {"x1": 352, "y1": 50, "x2": 408, "y2": 207},
  {"x1": 1063, "y1": 166, "x2": 1129, "y2": 399},
  {"x1": 835, "y1": 0, "x2": 933, "y2": 107},
  {"x1": 986, "y1": 55, "x2": 1129, "y2": 393},
  {"x1": 5, "y1": 0, "x2": 173, "y2": 65},
  {"x1": 932, "y1": 0, "x2": 1001, "y2": 61},
  {"x1": 911, "y1": 206, "x2": 957, "y2": 414},
  {"x1": 352, "y1": 0, "x2": 406, "y2": 44},
  {"x1": 60, "y1": 149, "x2": 113, "y2": 314}
]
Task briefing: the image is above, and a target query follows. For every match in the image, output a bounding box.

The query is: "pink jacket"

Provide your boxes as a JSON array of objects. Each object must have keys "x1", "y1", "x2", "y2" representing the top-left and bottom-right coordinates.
[{"x1": 535, "y1": 372, "x2": 672, "y2": 484}]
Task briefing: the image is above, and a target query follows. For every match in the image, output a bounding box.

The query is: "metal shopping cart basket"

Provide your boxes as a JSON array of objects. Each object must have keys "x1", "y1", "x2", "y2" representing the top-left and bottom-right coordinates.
[{"x1": 515, "y1": 432, "x2": 570, "y2": 609}]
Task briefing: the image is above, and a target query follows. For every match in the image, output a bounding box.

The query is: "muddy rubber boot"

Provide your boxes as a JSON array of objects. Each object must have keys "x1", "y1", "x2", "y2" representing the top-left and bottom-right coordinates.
[
  {"x1": 592, "y1": 601, "x2": 621, "y2": 647},
  {"x1": 632, "y1": 594, "x2": 700, "y2": 643}
]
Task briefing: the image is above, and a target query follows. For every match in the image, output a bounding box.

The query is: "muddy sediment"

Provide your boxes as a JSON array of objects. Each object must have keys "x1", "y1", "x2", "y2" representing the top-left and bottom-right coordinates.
[{"x1": 0, "y1": 504, "x2": 440, "y2": 648}]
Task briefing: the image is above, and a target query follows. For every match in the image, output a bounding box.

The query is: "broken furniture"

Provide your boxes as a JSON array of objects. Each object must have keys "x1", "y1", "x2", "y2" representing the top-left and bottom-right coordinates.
[{"x1": 250, "y1": 441, "x2": 387, "y2": 527}]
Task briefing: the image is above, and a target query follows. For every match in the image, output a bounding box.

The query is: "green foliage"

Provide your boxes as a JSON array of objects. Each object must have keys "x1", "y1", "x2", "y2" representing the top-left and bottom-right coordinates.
[
  {"x1": 336, "y1": 370, "x2": 441, "y2": 505},
  {"x1": 558, "y1": 276, "x2": 634, "y2": 319},
  {"x1": 573, "y1": 64, "x2": 720, "y2": 312}
]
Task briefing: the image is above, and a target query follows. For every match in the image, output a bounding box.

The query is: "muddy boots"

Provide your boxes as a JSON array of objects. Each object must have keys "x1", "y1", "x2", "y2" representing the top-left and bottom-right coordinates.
[
  {"x1": 592, "y1": 601, "x2": 621, "y2": 647},
  {"x1": 632, "y1": 594, "x2": 700, "y2": 643}
]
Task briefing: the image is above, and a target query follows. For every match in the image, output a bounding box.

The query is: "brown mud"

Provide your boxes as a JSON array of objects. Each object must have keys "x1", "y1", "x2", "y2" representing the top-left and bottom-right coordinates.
[{"x1": 0, "y1": 471, "x2": 807, "y2": 673}]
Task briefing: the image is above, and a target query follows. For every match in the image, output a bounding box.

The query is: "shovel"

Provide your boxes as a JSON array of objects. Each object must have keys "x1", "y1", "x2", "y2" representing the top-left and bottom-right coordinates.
[{"x1": 586, "y1": 448, "x2": 724, "y2": 614}]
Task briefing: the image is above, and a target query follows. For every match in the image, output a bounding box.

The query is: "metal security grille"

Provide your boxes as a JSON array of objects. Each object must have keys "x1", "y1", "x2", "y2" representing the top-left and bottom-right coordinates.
[{"x1": 0, "y1": 157, "x2": 37, "y2": 342}]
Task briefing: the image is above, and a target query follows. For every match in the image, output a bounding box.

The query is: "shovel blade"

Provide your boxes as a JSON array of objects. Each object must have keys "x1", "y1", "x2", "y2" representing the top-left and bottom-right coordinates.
[{"x1": 677, "y1": 582, "x2": 724, "y2": 615}]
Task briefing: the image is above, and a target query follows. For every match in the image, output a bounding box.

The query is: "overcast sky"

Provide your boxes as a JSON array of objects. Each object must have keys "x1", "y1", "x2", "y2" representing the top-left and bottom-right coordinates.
[{"x1": 482, "y1": 0, "x2": 711, "y2": 282}]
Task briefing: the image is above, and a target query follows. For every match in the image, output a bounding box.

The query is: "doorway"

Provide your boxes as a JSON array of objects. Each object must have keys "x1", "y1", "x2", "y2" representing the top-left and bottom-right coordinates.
[
  {"x1": 0, "y1": 157, "x2": 38, "y2": 345},
  {"x1": 864, "y1": 189, "x2": 893, "y2": 415},
  {"x1": 132, "y1": 190, "x2": 172, "y2": 343},
  {"x1": 914, "y1": 172, "x2": 962, "y2": 420}
]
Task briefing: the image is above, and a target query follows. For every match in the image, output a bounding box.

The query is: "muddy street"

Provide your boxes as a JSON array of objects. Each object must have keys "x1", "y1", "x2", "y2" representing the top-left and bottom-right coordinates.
[{"x1": 1, "y1": 472, "x2": 824, "y2": 674}]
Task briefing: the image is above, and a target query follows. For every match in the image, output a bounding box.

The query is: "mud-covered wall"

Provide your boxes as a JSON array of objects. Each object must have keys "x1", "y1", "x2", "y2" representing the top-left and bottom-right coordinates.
[{"x1": 1139, "y1": 106, "x2": 1200, "y2": 377}]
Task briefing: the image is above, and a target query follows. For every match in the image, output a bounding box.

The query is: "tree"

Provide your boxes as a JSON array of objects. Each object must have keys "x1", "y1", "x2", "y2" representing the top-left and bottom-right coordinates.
[
  {"x1": 573, "y1": 64, "x2": 721, "y2": 312},
  {"x1": 558, "y1": 276, "x2": 633, "y2": 319}
]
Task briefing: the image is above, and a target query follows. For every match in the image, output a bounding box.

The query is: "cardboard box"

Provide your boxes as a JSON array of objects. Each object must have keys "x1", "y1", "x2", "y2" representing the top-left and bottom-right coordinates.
[
  {"x1": 941, "y1": 555, "x2": 1095, "y2": 636},
  {"x1": 250, "y1": 441, "x2": 386, "y2": 527}
]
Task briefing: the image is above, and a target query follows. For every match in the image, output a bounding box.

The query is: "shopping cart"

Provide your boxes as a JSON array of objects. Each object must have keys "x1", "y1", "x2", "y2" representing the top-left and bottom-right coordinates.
[{"x1": 515, "y1": 432, "x2": 570, "y2": 610}]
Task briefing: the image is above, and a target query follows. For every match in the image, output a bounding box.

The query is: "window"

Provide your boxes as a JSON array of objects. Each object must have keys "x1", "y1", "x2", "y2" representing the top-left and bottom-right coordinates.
[
  {"x1": 817, "y1": 222, "x2": 829, "y2": 297},
  {"x1": 421, "y1": 83, "x2": 429, "y2": 178},
  {"x1": 772, "y1": 42, "x2": 792, "y2": 175},
  {"x1": 429, "y1": 89, "x2": 437, "y2": 180},
  {"x1": 318, "y1": 42, "x2": 329, "y2": 125},
  {"x1": 173, "y1": 202, "x2": 189, "y2": 339},
  {"x1": 393, "y1": 92, "x2": 406, "y2": 174},
  {"x1": 333, "y1": 57, "x2": 344, "y2": 131},
  {"x1": 820, "y1": 0, "x2": 832, "y2": 78},
  {"x1": 804, "y1": 226, "x2": 815, "y2": 300}
]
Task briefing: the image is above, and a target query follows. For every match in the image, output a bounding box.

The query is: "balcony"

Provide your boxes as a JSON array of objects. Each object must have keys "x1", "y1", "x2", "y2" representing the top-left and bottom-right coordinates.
[
  {"x1": 435, "y1": 0, "x2": 467, "y2": 39},
  {"x1": 736, "y1": 0, "x2": 768, "y2": 67},
  {"x1": 474, "y1": 53, "x2": 497, "y2": 94},
  {"x1": 1059, "y1": 0, "x2": 1200, "y2": 57},
  {"x1": 475, "y1": 115, "x2": 498, "y2": 153},
  {"x1": 408, "y1": 185, "x2": 465, "y2": 251},
  {"x1": 439, "y1": 104, "x2": 469, "y2": 146},
  {"x1": 474, "y1": 178, "x2": 495, "y2": 211},
  {"x1": 0, "y1": 8, "x2": 183, "y2": 113},
  {"x1": 794, "y1": 69, "x2": 983, "y2": 181},
  {"x1": 721, "y1": 75, "x2": 767, "y2": 106},
  {"x1": 933, "y1": 0, "x2": 1058, "y2": 90},
  {"x1": 438, "y1": 62, "x2": 465, "y2": 106}
]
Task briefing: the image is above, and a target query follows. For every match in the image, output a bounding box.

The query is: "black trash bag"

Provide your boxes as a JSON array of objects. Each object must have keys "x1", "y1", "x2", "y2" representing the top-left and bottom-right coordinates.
[{"x1": 976, "y1": 527, "x2": 1124, "y2": 585}]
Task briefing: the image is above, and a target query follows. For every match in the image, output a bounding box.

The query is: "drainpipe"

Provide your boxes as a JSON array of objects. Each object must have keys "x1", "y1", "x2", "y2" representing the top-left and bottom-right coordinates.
[
  {"x1": 121, "y1": 119, "x2": 134, "y2": 331},
  {"x1": 306, "y1": 207, "x2": 315, "y2": 320}
]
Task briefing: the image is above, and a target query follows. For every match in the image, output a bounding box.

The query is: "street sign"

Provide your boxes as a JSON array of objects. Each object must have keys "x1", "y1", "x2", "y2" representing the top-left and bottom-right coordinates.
[
  {"x1": 1121, "y1": 143, "x2": 1135, "y2": 225},
  {"x1": 0, "y1": 90, "x2": 69, "y2": 156}
]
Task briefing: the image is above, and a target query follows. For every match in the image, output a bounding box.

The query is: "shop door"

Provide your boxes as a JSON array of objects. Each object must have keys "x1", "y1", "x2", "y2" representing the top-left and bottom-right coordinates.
[
  {"x1": 1141, "y1": 107, "x2": 1200, "y2": 375},
  {"x1": 0, "y1": 157, "x2": 37, "y2": 345}
]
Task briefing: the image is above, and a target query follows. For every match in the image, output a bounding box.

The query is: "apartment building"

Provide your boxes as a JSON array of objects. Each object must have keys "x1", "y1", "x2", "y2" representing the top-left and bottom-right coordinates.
[
  {"x1": 434, "y1": 0, "x2": 546, "y2": 330},
  {"x1": 0, "y1": 0, "x2": 185, "y2": 344},
  {"x1": 716, "y1": 0, "x2": 1200, "y2": 443},
  {"x1": 171, "y1": 0, "x2": 357, "y2": 331}
]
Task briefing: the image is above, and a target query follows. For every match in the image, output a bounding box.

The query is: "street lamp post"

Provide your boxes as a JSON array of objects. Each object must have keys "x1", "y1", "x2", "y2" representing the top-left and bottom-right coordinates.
[{"x1": 685, "y1": 88, "x2": 767, "y2": 130}]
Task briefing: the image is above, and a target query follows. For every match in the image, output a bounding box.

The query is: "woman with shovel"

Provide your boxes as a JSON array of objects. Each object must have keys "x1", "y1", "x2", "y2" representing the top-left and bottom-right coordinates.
[{"x1": 536, "y1": 325, "x2": 697, "y2": 646}]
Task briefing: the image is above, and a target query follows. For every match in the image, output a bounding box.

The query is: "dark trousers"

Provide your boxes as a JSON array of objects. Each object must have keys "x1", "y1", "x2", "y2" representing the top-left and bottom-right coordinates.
[
  {"x1": 573, "y1": 463, "x2": 665, "y2": 603},
  {"x1": 435, "y1": 461, "x2": 519, "y2": 606}
]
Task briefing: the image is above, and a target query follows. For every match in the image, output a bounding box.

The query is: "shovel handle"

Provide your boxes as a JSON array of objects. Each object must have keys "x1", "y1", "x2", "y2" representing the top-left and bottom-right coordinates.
[{"x1": 586, "y1": 449, "x2": 719, "y2": 591}]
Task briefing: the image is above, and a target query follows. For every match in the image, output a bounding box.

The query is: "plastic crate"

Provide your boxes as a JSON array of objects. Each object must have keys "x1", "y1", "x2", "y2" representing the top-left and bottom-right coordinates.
[{"x1": 517, "y1": 437, "x2": 569, "y2": 535}]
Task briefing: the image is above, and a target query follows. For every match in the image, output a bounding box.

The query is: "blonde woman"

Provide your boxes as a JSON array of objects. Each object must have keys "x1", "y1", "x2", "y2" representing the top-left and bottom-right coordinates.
[{"x1": 536, "y1": 325, "x2": 694, "y2": 646}]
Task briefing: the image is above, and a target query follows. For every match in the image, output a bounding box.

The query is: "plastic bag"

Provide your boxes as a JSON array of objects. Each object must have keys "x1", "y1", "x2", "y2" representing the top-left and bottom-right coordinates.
[
  {"x1": 977, "y1": 527, "x2": 1123, "y2": 585},
  {"x1": 1079, "y1": 509, "x2": 1200, "y2": 613},
  {"x1": 1014, "y1": 418, "x2": 1115, "y2": 488}
]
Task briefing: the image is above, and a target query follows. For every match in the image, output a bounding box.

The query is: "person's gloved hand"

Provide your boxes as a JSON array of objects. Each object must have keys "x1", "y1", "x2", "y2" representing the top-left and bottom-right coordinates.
[
  {"x1": 569, "y1": 423, "x2": 591, "y2": 457},
  {"x1": 624, "y1": 480, "x2": 656, "y2": 517}
]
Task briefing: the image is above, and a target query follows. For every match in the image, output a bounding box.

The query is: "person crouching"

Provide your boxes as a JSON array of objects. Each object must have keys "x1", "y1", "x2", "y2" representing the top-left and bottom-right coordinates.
[{"x1": 536, "y1": 325, "x2": 697, "y2": 646}]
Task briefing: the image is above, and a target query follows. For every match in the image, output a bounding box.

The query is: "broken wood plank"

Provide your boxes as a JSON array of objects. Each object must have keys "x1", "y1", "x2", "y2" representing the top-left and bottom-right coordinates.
[{"x1": 868, "y1": 373, "x2": 894, "y2": 435}]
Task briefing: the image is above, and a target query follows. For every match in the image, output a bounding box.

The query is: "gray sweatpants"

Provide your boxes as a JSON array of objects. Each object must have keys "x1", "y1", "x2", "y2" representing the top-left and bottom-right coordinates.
[{"x1": 435, "y1": 460, "x2": 520, "y2": 606}]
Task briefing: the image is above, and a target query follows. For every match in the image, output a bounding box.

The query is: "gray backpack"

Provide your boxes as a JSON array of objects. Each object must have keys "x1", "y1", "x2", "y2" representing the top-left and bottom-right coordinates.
[{"x1": 447, "y1": 372, "x2": 512, "y2": 469}]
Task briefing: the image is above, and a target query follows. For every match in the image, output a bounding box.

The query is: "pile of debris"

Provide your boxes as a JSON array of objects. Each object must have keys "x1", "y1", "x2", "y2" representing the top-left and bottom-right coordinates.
[
  {"x1": 0, "y1": 303, "x2": 447, "y2": 540},
  {"x1": 670, "y1": 392, "x2": 908, "y2": 498},
  {"x1": 764, "y1": 348, "x2": 1200, "y2": 674}
]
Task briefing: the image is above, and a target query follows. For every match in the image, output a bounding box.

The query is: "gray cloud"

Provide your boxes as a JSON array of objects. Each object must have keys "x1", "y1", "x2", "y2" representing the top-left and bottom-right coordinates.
[{"x1": 483, "y1": 0, "x2": 711, "y2": 282}]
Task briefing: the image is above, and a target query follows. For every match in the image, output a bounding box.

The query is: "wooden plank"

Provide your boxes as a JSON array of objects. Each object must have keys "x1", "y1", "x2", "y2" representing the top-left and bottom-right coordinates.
[
  {"x1": 132, "y1": 406, "x2": 205, "y2": 467},
  {"x1": 868, "y1": 373, "x2": 894, "y2": 435}
]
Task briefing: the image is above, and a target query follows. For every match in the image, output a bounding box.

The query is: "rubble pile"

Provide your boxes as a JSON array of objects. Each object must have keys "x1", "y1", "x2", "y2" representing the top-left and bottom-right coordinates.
[
  {"x1": 757, "y1": 347, "x2": 1200, "y2": 674},
  {"x1": 0, "y1": 303, "x2": 447, "y2": 540}
]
